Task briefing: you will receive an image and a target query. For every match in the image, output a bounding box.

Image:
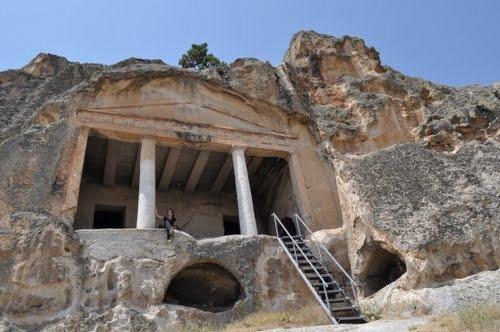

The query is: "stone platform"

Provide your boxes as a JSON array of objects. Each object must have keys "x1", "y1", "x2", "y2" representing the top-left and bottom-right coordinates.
[
  {"x1": 77, "y1": 228, "x2": 190, "y2": 260},
  {"x1": 73, "y1": 229, "x2": 319, "y2": 329}
]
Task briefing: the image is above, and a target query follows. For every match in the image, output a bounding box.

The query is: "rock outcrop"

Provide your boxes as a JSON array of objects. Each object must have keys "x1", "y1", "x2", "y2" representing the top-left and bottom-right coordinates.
[
  {"x1": 362, "y1": 269, "x2": 500, "y2": 317},
  {"x1": 282, "y1": 31, "x2": 499, "y2": 155},
  {"x1": 0, "y1": 30, "x2": 499, "y2": 329},
  {"x1": 0, "y1": 212, "x2": 83, "y2": 327},
  {"x1": 0, "y1": 215, "x2": 315, "y2": 330}
]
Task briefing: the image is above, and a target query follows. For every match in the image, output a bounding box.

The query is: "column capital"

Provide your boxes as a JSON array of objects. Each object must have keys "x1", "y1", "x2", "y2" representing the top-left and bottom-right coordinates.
[
  {"x1": 230, "y1": 145, "x2": 247, "y2": 153},
  {"x1": 287, "y1": 151, "x2": 299, "y2": 163},
  {"x1": 141, "y1": 137, "x2": 157, "y2": 144}
]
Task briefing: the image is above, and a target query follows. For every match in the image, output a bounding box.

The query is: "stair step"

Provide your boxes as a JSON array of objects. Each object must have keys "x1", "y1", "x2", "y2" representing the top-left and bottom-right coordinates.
[
  {"x1": 306, "y1": 274, "x2": 333, "y2": 281},
  {"x1": 298, "y1": 262, "x2": 322, "y2": 269},
  {"x1": 301, "y1": 264, "x2": 329, "y2": 272},
  {"x1": 285, "y1": 245, "x2": 308, "y2": 251},
  {"x1": 300, "y1": 263, "x2": 324, "y2": 270},
  {"x1": 285, "y1": 244, "x2": 311, "y2": 250},
  {"x1": 320, "y1": 290, "x2": 344, "y2": 298},
  {"x1": 295, "y1": 255, "x2": 317, "y2": 261},
  {"x1": 326, "y1": 297, "x2": 350, "y2": 304},
  {"x1": 286, "y1": 247, "x2": 314, "y2": 257},
  {"x1": 302, "y1": 268, "x2": 328, "y2": 275},
  {"x1": 281, "y1": 237, "x2": 306, "y2": 243},
  {"x1": 330, "y1": 306, "x2": 358, "y2": 313},
  {"x1": 288, "y1": 251, "x2": 314, "y2": 257},
  {"x1": 281, "y1": 236, "x2": 303, "y2": 241},
  {"x1": 284, "y1": 238, "x2": 307, "y2": 242},
  {"x1": 282, "y1": 241, "x2": 306, "y2": 246},
  {"x1": 304, "y1": 272, "x2": 332, "y2": 278},
  {"x1": 316, "y1": 288, "x2": 342, "y2": 294},
  {"x1": 297, "y1": 258, "x2": 321, "y2": 264},
  {"x1": 311, "y1": 282, "x2": 339, "y2": 289},
  {"x1": 337, "y1": 316, "x2": 367, "y2": 324}
]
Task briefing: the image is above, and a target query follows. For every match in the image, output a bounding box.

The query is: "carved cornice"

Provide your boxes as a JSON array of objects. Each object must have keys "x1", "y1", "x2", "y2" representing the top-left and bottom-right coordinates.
[{"x1": 77, "y1": 109, "x2": 297, "y2": 152}]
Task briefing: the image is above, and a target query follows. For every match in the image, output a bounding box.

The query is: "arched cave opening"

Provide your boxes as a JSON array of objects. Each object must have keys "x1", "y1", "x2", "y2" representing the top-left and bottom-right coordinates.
[
  {"x1": 164, "y1": 262, "x2": 243, "y2": 312},
  {"x1": 362, "y1": 245, "x2": 406, "y2": 296}
]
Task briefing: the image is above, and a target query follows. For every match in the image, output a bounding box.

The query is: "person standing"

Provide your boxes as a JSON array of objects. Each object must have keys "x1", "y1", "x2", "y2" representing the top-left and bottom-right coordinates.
[{"x1": 156, "y1": 208, "x2": 176, "y2": 240}]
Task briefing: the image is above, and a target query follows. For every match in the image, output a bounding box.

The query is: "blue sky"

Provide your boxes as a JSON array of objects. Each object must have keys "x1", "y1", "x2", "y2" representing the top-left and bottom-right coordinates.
[{"x1": 1, "y1": 0, "x2": 498, "y2": 86}]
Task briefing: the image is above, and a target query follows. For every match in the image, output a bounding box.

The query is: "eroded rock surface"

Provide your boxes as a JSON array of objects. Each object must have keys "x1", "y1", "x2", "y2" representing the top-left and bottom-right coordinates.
[
  {"x1": 282, "y1": 31, "x2": 499, "y2": 154},
  {"x1": 336, "y1": 141, "x2": 500, "y2": 293},
  {"x1": 0, "y1": 218, "x2": 316, "y2": 330},
  {"x1": 362, "y1": 269, "x2": 500, "y2": 317},
  {"x1": 0, "y1": 212, "x2": 83, "y2": 327},
  {"x1": 0, "y1": 29, "x2": 499, "y2": 328}
]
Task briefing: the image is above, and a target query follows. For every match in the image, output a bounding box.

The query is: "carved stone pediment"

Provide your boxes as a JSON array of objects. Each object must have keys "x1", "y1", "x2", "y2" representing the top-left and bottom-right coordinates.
[{"x1": 85, "y1": 77, "x2": 289, "y2": 137}]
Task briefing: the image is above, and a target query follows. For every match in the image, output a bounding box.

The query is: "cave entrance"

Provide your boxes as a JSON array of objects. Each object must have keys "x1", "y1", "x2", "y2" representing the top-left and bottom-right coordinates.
[
  {"x1": 164, "y1": 262, "x2": 243, "y2": 312},
  {"x1": 362, "y1": 245, "x2": 406, "y2": 296}
]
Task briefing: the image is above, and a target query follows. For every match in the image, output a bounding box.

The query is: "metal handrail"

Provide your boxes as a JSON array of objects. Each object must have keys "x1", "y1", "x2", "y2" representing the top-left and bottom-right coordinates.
[
  {"x1": 292, "y1": 213, "x2": 360, "y2": 306},
  {"x1": 272, "y1": 213, "x2": 333, "y2": 315}
]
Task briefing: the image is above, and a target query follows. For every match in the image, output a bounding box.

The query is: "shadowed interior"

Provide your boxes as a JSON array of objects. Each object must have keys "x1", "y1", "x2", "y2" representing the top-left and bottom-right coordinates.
[
  {"x1": 74, "y1": 133, "x2": 297, "y2": 237},
  {"x1": 164, "y1": 262, "x2": 243, "y2": 312},
  {"x1": 362, "y1": 244, "x2": 407, "y2": 296}
]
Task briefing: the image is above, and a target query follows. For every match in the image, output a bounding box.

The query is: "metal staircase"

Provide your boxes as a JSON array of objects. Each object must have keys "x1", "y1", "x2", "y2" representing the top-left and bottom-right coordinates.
[{"x1": 272, "y1": 213, "x2": 367, "y2": 324}]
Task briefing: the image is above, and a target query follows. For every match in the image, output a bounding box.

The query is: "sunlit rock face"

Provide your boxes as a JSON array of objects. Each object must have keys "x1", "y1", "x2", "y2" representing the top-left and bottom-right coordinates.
[
  {"x1": 281, "y1": 30, "x2": 499, "y2": 298},
  {"x1": 361, "y1": 269, "x2": 500, "y2": 318},
  {"x1": 0, "y1": 29, "x2": 499, "y2": 328},
  {"x1": 282, "y1": 31, "x2": 499, "y2": 155}
]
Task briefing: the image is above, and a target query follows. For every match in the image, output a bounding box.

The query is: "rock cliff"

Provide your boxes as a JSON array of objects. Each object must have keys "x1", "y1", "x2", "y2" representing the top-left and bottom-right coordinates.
[{"x1": 0, "y1": 31, "x2": 498, "y2": 328}]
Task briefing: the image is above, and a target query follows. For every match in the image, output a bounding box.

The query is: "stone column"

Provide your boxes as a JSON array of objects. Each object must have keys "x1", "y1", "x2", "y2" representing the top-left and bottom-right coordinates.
[
  {"x1": 231, "y1": 146, "x2": 258, "y2": 235},
  {"x1": 137, "y1": 138, "x2": 156, "y2": 229}
]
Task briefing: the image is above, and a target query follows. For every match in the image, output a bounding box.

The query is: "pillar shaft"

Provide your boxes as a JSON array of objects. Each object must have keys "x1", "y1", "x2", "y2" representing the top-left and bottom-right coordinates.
[
  {"x1": 137, "y1": 138, "x2": 156, "y2": 229},
  {"x1": 231, "y1": 147, "x2": 258, "y2": 235}
]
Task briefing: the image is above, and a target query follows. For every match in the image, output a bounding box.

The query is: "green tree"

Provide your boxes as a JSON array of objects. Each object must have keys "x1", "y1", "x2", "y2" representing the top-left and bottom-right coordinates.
[{"x1": 178, "y1": 43, "x2": 226, "y2": 70}]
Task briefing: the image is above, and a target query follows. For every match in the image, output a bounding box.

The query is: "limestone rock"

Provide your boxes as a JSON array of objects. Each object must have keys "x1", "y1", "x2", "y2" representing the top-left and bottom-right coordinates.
[
  {"x1": 228, "y1": 58, "x2": 281, "y2": 106},
  {"x1": 0, "y1": 212, "x2": 317, "y2": 330},
  {"x1": 0, "y1": 212, "x2": 83, "y2": 327},
  {"x1": 362, "y1": 269, "x2": 500, "y2": 317},
  {"x1": 312, "y1": 228, "x2": 351, "y2": 273},
  {"x1": 336, "y1": 141, "x2": 499, "y2": 293},
  {"x1": 283, "y1": 31, "x2": 499, "y2": 154},
  {"x1": 0, "y1": 29, "x2": 499, "y2": 328},
  {"x1": 21, "y1": 53, "x2": 70, "y2": 78},
  {"x1": 280, "y1": 30, "x2": 499, "y2": 303},
  {"x1": 72, "y1": 231, "x2": 317, "y2": 330}
]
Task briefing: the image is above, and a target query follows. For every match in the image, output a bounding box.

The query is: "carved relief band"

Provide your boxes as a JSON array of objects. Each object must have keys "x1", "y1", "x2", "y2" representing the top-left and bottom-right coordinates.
[{"x1": 77, "y1": 110, "x2": 297, "y2": 152}]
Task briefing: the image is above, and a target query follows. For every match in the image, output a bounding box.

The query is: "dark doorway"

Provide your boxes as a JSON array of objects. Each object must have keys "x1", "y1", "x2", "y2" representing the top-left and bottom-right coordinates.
[
  {"x1": 278, "y1": 217, "x2": 298, "y2": 237},
  {"x1": 223, "y1": 216, "x2": 240, "y2": 235},
  {"x1": 93, "y1": 205, "x2": 125, "y2": 229}
]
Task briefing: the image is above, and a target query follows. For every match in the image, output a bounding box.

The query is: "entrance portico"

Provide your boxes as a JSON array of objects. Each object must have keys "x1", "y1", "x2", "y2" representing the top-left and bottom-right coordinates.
[
  {"x1": 66, "y1": 75, "x2": 344, "y2": 235},
  {"x1": 132, "y1": 137, "x2": 259, "y2": 235}
]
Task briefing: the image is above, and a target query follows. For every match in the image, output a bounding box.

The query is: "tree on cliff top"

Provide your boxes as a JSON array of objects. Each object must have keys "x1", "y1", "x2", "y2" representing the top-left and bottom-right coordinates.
[{"x1": 178, "y1": 43, "x2": 226, "y2": 70}]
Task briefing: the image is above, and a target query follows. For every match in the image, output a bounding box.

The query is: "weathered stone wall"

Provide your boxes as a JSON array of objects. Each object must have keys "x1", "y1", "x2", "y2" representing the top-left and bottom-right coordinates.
[
  {"x1": 0, "y1": 213, "x2": 317, "y2": 330},
  {"x1": 73, "y1": 230, "x2": 316, "y2": 330}
]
